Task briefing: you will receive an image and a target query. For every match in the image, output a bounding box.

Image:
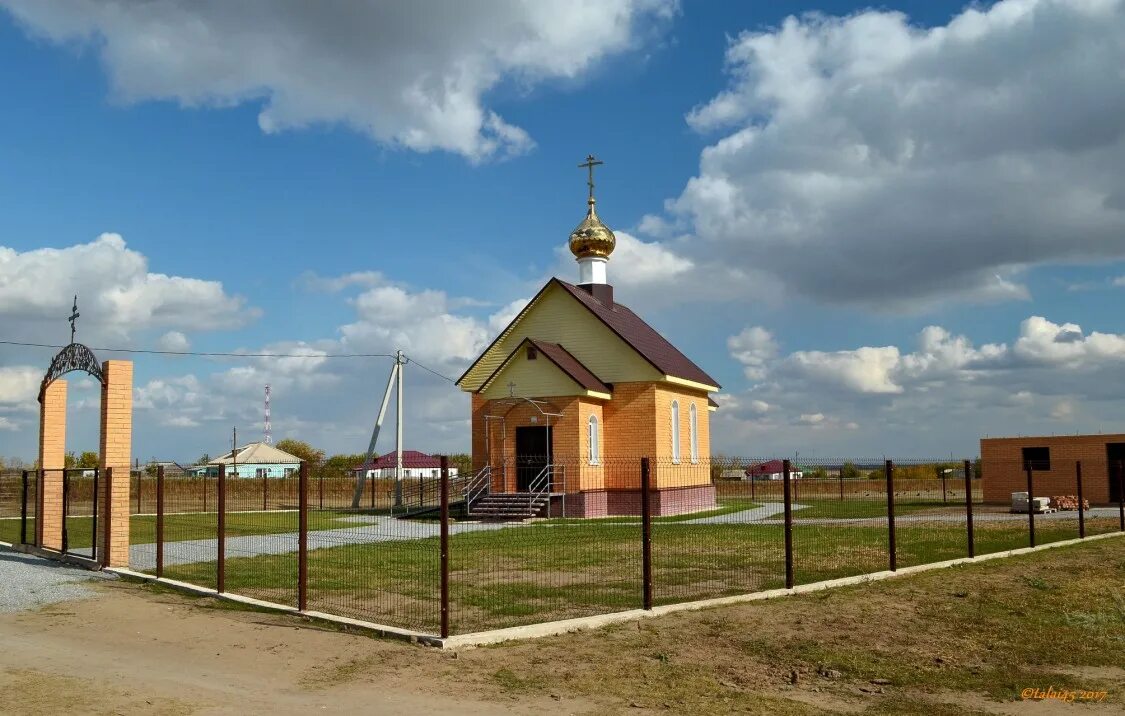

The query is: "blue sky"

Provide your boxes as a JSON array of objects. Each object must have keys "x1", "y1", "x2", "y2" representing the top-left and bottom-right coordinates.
[{"x1": 2, "y1": 0, "x2": 1125, "y2": 463}]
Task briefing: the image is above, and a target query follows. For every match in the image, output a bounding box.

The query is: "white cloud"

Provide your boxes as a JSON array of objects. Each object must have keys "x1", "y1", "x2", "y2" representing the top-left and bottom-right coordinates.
[
  {"x1": 156, "y1": 331, "x2": 190, "y2": 352},
  {"x1": 553, "y1": 231, "x2": 693, "y2": 290},
  {"x1": 727, "y1": 326, "x2": 778, "y2": 381},
  {"x1": 1012, "y1": 316, "x2": 1125, "y2": 366},
  {"x1": 796, "y1": 413, "x2": 824, "y2": 425},
  {"x1": 0, "y1": 416, "x2": 18, "y2": 431},
  {"x1": 665, "y1": 0, "x2": 1125, "y2": 308},
  {"x1": 296, "y1": 271, "x2": 384, "y2": 293},
  {"x1": 0, "y1": 233, "x2": 255, "y2": 341},
  {"x1": 1, "y1": 0, "x2": 675, "y2": 162},
  {"x1": 489, "y1": 298, "x2": 530, "y2": 333},
  {"x1": 788, "y1": 346, "x2": 905, "y2": 394},
  {"x1": 1050, "y1": 400, "x2": 1075, "y2": 421},
  {"x1": 749, "y1": 399, "x2": 770, "y2": 414},
  {"x1": 341, "y1": 285, "x2": 490, "y2": 366},
  {"x1": 0, "y1": 366, "x2": 41, "y2": 405}
]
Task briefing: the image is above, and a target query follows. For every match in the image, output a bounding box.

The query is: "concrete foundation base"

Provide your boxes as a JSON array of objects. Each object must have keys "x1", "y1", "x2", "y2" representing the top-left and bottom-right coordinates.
[{"x1": 548, "y1": 484, "x2": 716, "y2": 517}]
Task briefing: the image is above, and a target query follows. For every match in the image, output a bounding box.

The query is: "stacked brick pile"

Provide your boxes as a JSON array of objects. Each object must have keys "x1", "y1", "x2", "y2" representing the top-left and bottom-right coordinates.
[{"x1": 1050, "y1": 495, "x2": 1089, "y2": 511}]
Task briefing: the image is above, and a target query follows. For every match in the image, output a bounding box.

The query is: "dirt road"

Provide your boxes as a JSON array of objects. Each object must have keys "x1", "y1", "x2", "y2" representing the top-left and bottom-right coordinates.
[{"x1": 2, "y1": 537, "x2": 1123, "y2": 714}]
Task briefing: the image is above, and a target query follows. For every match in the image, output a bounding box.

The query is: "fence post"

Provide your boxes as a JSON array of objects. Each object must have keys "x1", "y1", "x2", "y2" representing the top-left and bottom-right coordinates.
[
  {"x1": 202, "y1": 473, "x2": 208, "y2": 513},
  {"x1": 370, "y1": 474, "x2": 376, "y2": 510},
  {"x1": 885, "y1": 460, "x2": 896, "y2": 572},
  {"x1": 1075, "y1": 460, "x2": 1085, "y2": 540},
  {"x1": 62, "y1": 470, "x2": 70, "y2": 554},
  {"x1": 963, "y1": 459, "x2": 974, "y2": 558},
  {"x1": 318, "y1": 470, "x2": 324, "y2": 510},
  {"x1": 1025, "y1": 463, "x2": 1035, "y2": 548},
  {"x1": 641, "y1": 457, "x2": 653, "y2": 610},
  {"x1": 137, "y1": 472, "x2": 142, "y2": 515},
  {"x1": 783, "y1": 459, "x2": 794, "y2": 589},
  {"x1": 1117, "y1": 460, "x2": 1125, "y2": 533},
  {"x1": 217, "y1": 465, "x2": 226, "y2": 593},
  {"x1": 156, "y1": 466, "x2": 165, "y2": 578},
  {"x1": 298, "y1": 462, "x2": 308, "y2": 611},
  {"x1": 941, "y1": 465, "x2": 947, "y2": 504},
  {"x1": 440, "y1": 455, "x2": 450, "y2": 638},
  {"x1": 101, "y1": 468, "x2": 111, "y2": 567},
  {"x1": 263, "y1": 473, "x2": 268, "y2": 512},
  {"x1": 838, "y1": 471, "x2": 844, "y2": 501},
  {"x1": 91, "y1": 469, "x2": 99, "y2": 563},
  {"x1": 20, "y1": 470, "x2": 29, "y2": 545},
  {"x1": 750, "y1": 470, "x2": 755, "y2": 501}
]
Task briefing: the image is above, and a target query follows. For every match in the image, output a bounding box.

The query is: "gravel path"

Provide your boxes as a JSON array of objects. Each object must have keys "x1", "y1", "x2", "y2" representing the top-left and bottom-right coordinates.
[{"x1": 0, "y1": 546, "x2": 111, "y2": 612}]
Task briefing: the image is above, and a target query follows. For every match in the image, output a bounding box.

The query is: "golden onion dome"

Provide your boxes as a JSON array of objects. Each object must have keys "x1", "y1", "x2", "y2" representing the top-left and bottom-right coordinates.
[{"x1": 569, "y1": 198, "x2": 616, "y2": 259}]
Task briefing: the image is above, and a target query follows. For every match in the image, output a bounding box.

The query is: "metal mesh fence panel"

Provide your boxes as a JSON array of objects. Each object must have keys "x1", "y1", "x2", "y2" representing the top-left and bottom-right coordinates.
[
  {"x1": 305, "y1": 465, "x2": 443, "y2": 633},
  {"x1": 100, "y1": 449, "x2": 1123, "y2": 638},
  {"x1": 0, "y1": 469, "x2": 30, "y2": 544},
  {"x1": 651, "y1": 458, "x2": 785, "y2": 605},
  {"x1": 785, "y1": 459, "x2": 891, "y2": 584},
  {"x1": 157, "y1": 471, "x2": 220, "y2": 589},
  {"x1": 219, "y1": 464, "x2": 302, "y2": 607},
  {"x1": 449, "y1": 456, "x2": 642, "y2": 634},
  {"x1": 891, "y1": 459, "x2": 974, "y2": 568}
]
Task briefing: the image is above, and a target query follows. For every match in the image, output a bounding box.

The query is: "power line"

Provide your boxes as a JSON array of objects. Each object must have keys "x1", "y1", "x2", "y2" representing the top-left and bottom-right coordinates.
[
  {"x1": 0, "y1": 339, "x2": 395, "y2": 359},
  {"x1": 0, "y1": 339, "x2": 460, "y2": 382},
  {"x1": 401, "y1": 354, "x2": 456, "y2": 383}
]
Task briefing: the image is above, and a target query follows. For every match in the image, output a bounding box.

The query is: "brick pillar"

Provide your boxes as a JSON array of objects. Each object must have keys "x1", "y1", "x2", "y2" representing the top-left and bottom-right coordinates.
[
  {"x1": 98, "y1": 360, "x2": 132, "y2": 567},
  {"x1": 37, "y1": 379, "x2": 67, "y2": 550}
]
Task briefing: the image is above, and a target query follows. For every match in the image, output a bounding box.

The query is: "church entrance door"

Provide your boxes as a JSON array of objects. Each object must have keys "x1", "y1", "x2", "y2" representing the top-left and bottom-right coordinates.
[{"x1": 515, "y1": 426, "x2": 551, "y2": 491}]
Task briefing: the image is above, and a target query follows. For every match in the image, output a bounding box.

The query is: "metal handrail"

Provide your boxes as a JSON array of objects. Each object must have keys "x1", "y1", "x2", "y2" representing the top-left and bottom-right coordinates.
[
  {"x1": 528, "y1": 463, "x2": 554, "y2": 516},
  {"x1": 463, "y1": 465, "x2": 491, "y2": 515}
]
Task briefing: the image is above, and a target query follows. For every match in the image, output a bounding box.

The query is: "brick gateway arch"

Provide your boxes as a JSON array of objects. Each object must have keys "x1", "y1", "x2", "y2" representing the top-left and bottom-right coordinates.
[{"x1": 37, "y1": 342, "x2": 132, "y2": 567}]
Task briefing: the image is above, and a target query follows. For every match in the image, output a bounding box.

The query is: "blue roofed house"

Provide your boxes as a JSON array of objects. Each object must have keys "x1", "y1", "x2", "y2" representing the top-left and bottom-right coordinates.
[{"x1": 190, "y1": 442, "x2": 303, "y2": 478}]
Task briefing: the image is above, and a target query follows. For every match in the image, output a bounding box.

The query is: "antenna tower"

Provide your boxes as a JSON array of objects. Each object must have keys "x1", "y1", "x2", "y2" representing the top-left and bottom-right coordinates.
[{"x1": 264, "y1": 384, "x2": 272, "y2": 444}]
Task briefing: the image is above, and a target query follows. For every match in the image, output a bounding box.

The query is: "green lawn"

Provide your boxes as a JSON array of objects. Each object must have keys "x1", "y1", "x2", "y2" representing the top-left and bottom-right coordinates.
[{"x1": 158, "y1": 514, "x2": 1119, "y2": 635}]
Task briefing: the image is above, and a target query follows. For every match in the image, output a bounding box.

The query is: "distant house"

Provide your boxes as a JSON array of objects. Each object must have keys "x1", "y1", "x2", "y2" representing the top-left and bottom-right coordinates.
[
  {"x1": 745, "y1": 460, "x2": 804, "y2": 481},
  {"x1": 190, "y1": 442, "x2": 302, "y2": 478},
  {"x1": 353, "y1": 451, "x2": 460, "y2": 480}
]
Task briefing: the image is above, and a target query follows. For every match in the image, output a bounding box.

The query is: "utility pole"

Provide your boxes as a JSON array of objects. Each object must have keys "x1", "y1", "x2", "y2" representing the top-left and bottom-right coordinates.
[
  {"x1": 264, "y1": 385, "x2": 272, "y2": 445},
  {"x1": 395, "y1": 349, "x2": 404, "y2": 508},
  {"x1": 351, "y1": 351, "x2": 406, "y2": 509}
]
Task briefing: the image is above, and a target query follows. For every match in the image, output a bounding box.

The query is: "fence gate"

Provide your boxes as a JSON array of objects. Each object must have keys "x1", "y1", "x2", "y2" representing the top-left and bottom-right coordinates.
[{"x1": 60, "y1": 468, "x2": 98, "y2": 561}]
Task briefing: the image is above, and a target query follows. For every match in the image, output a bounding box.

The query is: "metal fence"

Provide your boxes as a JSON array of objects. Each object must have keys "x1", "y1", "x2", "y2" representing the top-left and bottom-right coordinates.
[{"x1": 6, "y1": 456, "x2": 1125, "y2": 639}]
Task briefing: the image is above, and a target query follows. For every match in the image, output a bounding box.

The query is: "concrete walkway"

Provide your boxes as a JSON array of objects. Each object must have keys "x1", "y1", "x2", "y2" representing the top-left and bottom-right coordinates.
[
  {"x1": 683, "y1": 502, "x2": 802, "y2": 524},
  {"x1": 129, "y1": 516, "x2": 518, "y2": 569}
]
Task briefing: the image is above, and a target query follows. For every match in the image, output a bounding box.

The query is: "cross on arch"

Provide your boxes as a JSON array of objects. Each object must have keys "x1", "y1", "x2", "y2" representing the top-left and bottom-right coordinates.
[{"x1": 68, "y1": 295, "x2": 80, "y2": 344}]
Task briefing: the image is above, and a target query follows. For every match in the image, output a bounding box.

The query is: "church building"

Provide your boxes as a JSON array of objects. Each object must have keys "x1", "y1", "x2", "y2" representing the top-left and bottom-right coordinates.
[{"x1": 456, "y1": 157, "x2": 720, "y2": 517}]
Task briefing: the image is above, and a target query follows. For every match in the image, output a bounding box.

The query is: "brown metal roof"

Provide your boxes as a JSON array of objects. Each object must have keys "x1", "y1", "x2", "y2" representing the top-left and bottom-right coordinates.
[
  {"x1": 556, "y1": 280, "x2": 720, "y2": 389},
  {"x1": 526, "y1": 339, "x2": 611, "y2": 394}
]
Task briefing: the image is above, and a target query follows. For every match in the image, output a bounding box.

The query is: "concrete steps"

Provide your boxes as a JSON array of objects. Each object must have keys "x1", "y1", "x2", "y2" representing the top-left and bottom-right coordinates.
[{"x1": 468, "y1": 493, "x2": 549, "y2": 521}]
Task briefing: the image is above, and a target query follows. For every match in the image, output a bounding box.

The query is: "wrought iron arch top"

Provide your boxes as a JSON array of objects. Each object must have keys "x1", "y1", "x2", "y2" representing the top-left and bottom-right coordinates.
[{"x1": 38, "y1": 343, "x2": 104, "y2": 403}]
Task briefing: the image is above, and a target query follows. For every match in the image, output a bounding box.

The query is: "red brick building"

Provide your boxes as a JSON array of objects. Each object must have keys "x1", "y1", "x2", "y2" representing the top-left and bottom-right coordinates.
[{"x1": 980, "y1": 434, "x2": 1125, "y2": 505}]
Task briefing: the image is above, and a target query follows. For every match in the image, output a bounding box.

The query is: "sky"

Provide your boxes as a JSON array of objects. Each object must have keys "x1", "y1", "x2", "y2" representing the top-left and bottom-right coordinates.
[{"x1": 2, "y1": 0, "x2": 1125, "y2": 464}]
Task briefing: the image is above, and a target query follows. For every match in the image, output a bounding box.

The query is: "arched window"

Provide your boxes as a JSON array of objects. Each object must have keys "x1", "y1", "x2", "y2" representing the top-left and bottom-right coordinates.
[
  {"x1": 689, "y1": 402, "x2": 699, "y2": 463},
  {"x1": 588, "y1": 414, "x2": 600, "y2": 465},
  {"x1": 671, "y1": 400, "x2": 681, "y2": 463}
]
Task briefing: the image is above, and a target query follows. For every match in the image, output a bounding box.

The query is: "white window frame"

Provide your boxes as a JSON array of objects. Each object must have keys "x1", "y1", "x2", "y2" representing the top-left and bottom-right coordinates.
[
  {"x1": 671, "y1": 400, "x2": 681, "y2": 464},
  {"x1": 587, "y1": 414, "x2": 600, "y2": 465},
  {"x1": 689, "y1": 402, "x2": 699, "y2": 463}
]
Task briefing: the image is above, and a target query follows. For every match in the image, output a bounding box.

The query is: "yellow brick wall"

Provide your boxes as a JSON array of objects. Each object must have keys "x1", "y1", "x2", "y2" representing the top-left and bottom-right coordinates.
[
  {"x1": 98, "y1": 360, "x2": 132, "y2": 567},
  {"x1": 652, "y1": 385, "x2": 711, "y2": 489},
  {"x1": 470, "y1": 380, "x2": 714, "y2": 494},
  {"x1": 37, "y1": 379, "x2": 67, "y2": 550}
]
